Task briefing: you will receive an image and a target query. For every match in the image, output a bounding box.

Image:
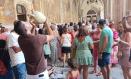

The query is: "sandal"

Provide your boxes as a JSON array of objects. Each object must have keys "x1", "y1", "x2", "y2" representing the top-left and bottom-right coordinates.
[
  {"x1": 58, "y1": 57, "x2": 63, "y2": 61},
  {"x1": 96, "y1": 72, "x2": 102, "y2": 76},
  {"x1": 48, "y1": 67, "x2": 55, "y2": 77},
  {"x1": 89, "y1": 70, "x2": 96, "y2": 74},
  {"x1": 49, "y1": 72, "x2": 53, "y2": 77}
]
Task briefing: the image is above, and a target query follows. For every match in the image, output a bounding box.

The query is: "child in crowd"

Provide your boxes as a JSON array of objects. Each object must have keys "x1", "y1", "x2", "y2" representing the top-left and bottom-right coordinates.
[{"x1": 67, "y1": 59, "x2": 80, "y2": 79}]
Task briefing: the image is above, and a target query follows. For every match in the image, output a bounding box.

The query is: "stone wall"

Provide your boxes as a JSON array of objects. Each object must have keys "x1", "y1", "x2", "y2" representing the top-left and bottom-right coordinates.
[
  {"x1": 103, "y1": 0, "x2": 131, "y2": 23},
  {"x1": 0, "y1": 0, "x2": 131, "y2": 25},
  {"x1": 0, "y1": 0, "x2": 79, "y2": 25},
  {"x1": 80, "y1": 0, "x2": 104, "y2": 20},
  {"x1": 33, "y1": 0, "x2": 78, "y2": 23},
  {"x1": 0, "y1": 0, "x2": 16, "y2": 24}
]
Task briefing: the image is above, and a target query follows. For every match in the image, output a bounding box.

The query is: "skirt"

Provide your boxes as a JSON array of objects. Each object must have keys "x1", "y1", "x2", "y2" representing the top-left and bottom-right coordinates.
[{"x1": 76, "y1": 50, "x2": 93, "y2": 65}]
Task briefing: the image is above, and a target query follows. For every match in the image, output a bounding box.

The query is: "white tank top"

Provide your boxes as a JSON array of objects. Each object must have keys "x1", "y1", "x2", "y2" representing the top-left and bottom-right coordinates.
[{"x1": 62, "y1": 33, "x2": 72, "y2": 47}]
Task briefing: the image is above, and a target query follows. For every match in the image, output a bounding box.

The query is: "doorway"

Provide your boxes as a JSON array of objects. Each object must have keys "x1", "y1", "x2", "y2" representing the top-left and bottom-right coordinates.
[{"x1": 87, "y1": 9, "x2": 97, "y2": 22}]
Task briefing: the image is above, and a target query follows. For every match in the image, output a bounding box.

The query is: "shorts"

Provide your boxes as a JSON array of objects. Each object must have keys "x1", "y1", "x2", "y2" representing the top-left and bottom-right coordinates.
[
  {"x1": 26, "y1": 69, "x2": 49, "y2": 79},
  {"x1": 98, "y1": 52, "x2": 111, "y2": 68},
  {"x1": 13, "y1": 63, "x2": 26, "y2": 79},
  {"x1": 44, "y1": 55, "x2": 49, "y2": 59},
  {"x1": 62, "y1": 47, "x2": 71, "y2": 53}
]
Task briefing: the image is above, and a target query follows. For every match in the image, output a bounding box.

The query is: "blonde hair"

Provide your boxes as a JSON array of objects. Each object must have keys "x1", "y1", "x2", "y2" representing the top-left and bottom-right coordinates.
[{"x1": 84, "y1": 25, "x2": 92, "y2": 33}]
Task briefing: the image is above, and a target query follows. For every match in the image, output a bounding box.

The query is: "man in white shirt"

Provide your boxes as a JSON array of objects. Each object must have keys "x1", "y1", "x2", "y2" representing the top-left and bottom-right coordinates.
[{"x1": 8, "y1": 29, "x2": 26, "y2": 79}]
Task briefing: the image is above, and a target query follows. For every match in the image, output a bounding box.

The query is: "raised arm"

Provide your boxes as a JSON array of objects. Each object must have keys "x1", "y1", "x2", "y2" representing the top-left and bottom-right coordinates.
[{"x1": 44, "y1": 21, "x2": 54, "y2": 42}]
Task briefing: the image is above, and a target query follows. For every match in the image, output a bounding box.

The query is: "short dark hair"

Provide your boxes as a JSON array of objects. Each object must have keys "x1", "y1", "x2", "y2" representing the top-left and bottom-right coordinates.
[
  {"x1": 78, "y1": 21, "x2": 82, "y2": 27},
  {"x1": 14, "y1": 20, "x2": 27, "y2": 35},
  {"x1": 74, "y1": 25, "x2": 79, "y2": 32},
  {"x1": 70, "y1": 22, "x2": 73, "y2": 26},
  {"x1": 0, "y1": 26, "x2": 5, "y2": 33},
  {"x1": 67, "y1": 59, "x2": 77, "y2": 70},
  {"x1": 63, "y1": 25, "x2": 68, "y2": 33},
  {"x1": 99, "y1": 19, "x2": 106, "y2": 25},
  {"x1": 38, "y1": 29, "x2": 44, "y2": 34}
]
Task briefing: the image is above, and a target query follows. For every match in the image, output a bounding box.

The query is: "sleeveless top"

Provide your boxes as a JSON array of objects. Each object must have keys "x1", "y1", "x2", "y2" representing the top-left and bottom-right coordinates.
[{"x1": 62, "y1": 33, "x2": 71, "y2": 47}]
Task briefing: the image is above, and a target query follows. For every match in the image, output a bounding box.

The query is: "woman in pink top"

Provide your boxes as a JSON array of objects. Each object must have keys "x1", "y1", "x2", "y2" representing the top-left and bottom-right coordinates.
[
  {"x1": 91, "y1": 25, "x2": 102, "y2": 73},
  {"x1": 109, "y1": 23, "x2": 119, "y2": 66}
]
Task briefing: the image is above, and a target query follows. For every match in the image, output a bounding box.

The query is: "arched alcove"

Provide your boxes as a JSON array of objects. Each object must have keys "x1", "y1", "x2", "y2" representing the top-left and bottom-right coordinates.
[
  {"x1": 87, "y1": 10, "x2": 96, "y2": 15},
  {"x1": 80, "y1": 0, "x2": 104, "y2": 21},
  {"x1": 16, "y1": 4, "x2": 27, "y2": 21},
  {"x1": 87, "y1": 9, "x2": 97, "y2": 21}
]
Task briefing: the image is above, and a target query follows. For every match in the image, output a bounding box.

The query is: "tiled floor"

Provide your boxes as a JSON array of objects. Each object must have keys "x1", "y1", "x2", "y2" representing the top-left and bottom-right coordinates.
[{"x1": 50, "y1": 65, "x2": 124, "y2": 79}]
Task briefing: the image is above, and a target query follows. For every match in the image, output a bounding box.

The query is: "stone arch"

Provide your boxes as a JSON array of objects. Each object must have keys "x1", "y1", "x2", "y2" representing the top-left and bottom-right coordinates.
[
  {"x1": 80, "y1": 0, "x2": 104, "y2": 20},
  {"x1": 87, "y1": 9, "x2": 97, "y2": 15},
  {"x1": 14, "y1": 0, "x2": 33, "y2": 21},
  {"x1": 15, "y1": 0, "x2": 33, "y2": 14},
  {"x1": 87, "y1": 9, "x2": 97, "y2": 21},
  {"x1": 16, "y1": 4, "x2": 27, "y2": 21}
]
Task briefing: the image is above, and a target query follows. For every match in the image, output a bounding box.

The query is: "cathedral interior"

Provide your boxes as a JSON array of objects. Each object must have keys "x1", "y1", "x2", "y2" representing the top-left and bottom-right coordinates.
[
  {"x1": 0, "y1": 0, "x2": 131, "y2": 79},
  {"x1": 0, "y1": 0, "x2": 131, "y2": 26}
]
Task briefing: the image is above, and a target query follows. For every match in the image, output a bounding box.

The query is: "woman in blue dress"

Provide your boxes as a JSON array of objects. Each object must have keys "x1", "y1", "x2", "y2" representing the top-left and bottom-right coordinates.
[
  {"x1": 73, "y1": 27, "x2": 94, "y2": 79},
  {"x1": 50, "y1": 24, "x2": 61, "y2": 66}
]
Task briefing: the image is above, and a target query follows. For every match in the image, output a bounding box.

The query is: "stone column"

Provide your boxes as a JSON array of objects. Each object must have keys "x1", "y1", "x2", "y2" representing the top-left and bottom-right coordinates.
[
  {"x1": 123, "y1": 0, "x2": 127, "y2": 17},
  {"x1": 100, "y1": 8, "x2": 104, "y2": 19},
  {"x1": 13, "y1": 0, "x2": 18, "y2": 20},
  {"x1": 69, "y1": 0, "x2": 72, "y2": 22},
  {"x1": 126, "y1": 0, "x2": 131, "y2": 16},
  {"x1": 110, "y1": 0, "x2": 113, "y2": 20},
  {"x1": 60, "y1": 0, "x2": 63, "y2": 23},
  {"x1": 104, "y1": 0, "x2": 110, "y2": 19}
]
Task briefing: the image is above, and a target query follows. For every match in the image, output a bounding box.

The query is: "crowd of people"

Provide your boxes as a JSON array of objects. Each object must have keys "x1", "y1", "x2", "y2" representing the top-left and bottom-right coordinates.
[{"x1": 0, "y1": 14, "x2": 131, "y2": 79}]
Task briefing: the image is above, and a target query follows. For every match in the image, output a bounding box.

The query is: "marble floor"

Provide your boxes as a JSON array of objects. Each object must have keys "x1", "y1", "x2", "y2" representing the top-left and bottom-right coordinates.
[{"x1": 50, "y1": 65, "x2": 124, "y2": 79}]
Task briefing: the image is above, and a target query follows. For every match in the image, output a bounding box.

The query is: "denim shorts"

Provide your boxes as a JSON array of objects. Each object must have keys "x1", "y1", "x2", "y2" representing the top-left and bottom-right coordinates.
[
  {"x1": 13, "y1": 63, "x2": 27, "y2": 79},
  {"x1": 98, "y1": 52, "x2": 111, "y2": 68}
]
